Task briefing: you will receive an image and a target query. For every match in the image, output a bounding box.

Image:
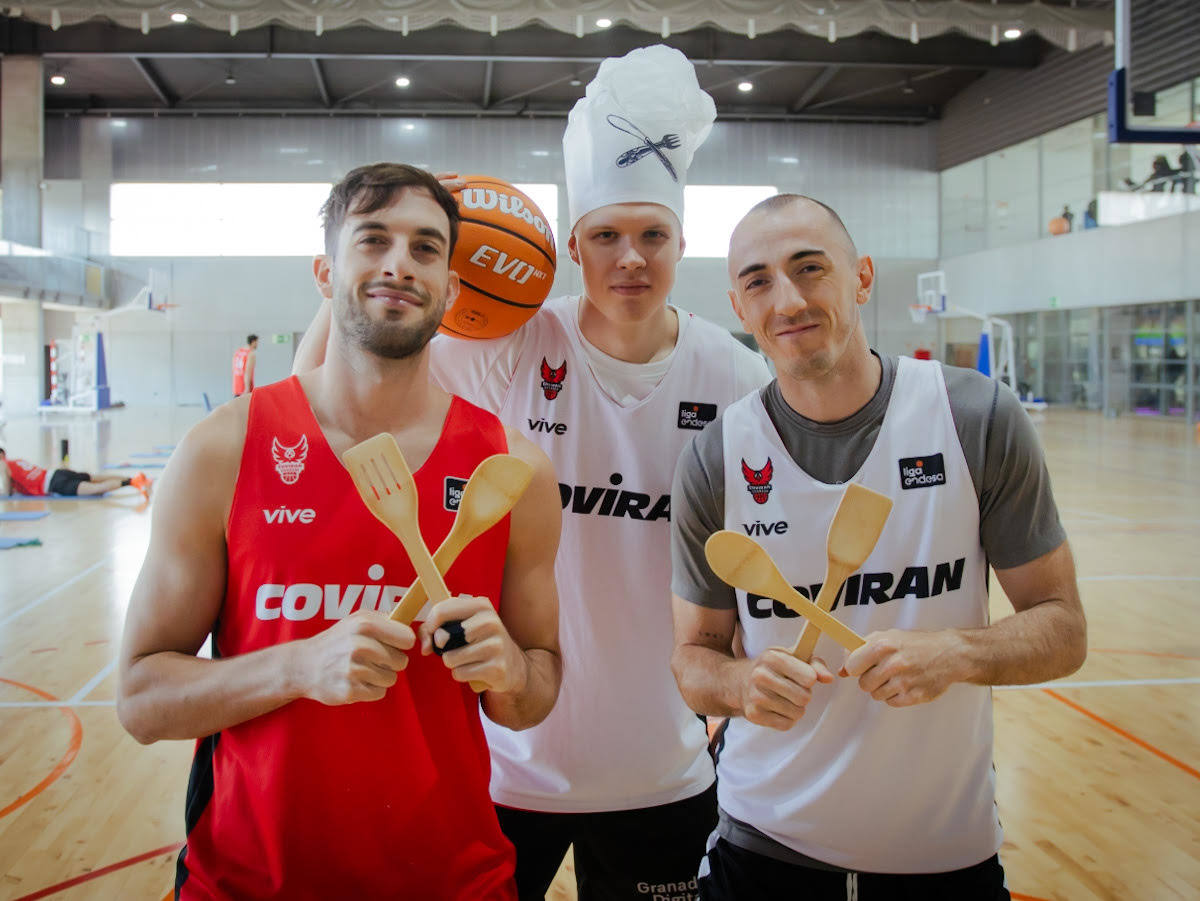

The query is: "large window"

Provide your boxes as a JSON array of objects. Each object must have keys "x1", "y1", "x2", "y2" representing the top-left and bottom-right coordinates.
[
  {"x1": 940, "y1": 160, "x2": 986, "y2": 257},
  {"x1": 111, "y1": 182, "x2": 560, "y2": 257},
  {"x1": 682, "y1": 185, "x2": 777, "y2": 258}
]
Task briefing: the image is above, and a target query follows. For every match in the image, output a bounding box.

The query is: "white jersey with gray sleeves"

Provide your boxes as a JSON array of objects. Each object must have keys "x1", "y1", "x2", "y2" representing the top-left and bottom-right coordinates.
[
  {"x1": 717, "y1": 356, "x2": 1002, "y2": 873},
  {"x1": 434, "y1": 295, "x2": 772, "y2": 812}
]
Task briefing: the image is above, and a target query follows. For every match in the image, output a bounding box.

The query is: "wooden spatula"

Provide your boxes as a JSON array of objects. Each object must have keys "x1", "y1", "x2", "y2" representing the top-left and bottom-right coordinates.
[
  {"x1": 704, "y1": 531, "x2": 866, "y2": 653},
  {"x1": 391, "y1": 453, "x2": 534, "y2": 625},
  {"x1": 342, "y1": 433, "x2": 483, "y2": 691},
  {"x1": 789, "y1": 483, "x2": 893, "y2": 661}
]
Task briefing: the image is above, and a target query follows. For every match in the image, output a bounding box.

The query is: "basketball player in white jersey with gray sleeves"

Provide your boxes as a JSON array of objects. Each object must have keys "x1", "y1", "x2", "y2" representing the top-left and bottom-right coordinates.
[
  {"x1": 430, "y1": 47, "x2": 769, "y2": 900},
  {"x1": 670, "y1": 195, "x2": 1087, "y2": 900}
]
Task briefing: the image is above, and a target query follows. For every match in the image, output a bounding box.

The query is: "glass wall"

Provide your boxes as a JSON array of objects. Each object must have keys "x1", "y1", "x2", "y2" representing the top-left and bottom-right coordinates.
[
  {"x1": 1008, "y1": 300, "x2": 1196, "y2": 419},
  {"x1": 940, "y1": 76, "x2": 1200, "y2": 255}
]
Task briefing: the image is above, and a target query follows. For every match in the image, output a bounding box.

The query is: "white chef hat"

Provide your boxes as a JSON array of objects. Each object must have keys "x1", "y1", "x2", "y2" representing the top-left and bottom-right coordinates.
[{"x1": 563, "y1": 44, "x2": 717, "y2": 231}]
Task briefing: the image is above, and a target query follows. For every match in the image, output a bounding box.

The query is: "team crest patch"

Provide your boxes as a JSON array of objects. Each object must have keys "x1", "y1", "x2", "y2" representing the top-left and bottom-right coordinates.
[
  {"x1": 898, "y1": 454, "x2": 946, "y2": 490},
  {"x1": 272, "y1": 435, "x2": 309, "y2": 485},
  {"x1": 540, "y1": 357, "x2": 567, "y2": 400},
  {"x1": 741, "y1": 458, "x2": 773, "y2": 505}
]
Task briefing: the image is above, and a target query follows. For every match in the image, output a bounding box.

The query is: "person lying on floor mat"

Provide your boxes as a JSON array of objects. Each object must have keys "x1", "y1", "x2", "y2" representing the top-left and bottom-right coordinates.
[{"x1": 0, "y1": 448, "x2": 150, "y2": 499}]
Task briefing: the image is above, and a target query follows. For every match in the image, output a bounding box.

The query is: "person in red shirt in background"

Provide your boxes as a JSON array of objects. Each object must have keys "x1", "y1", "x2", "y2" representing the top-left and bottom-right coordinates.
[
  {"x1": 0, "y1": 447, "x2": 150, "y2": 499},
  {"x1": 117, "y1": 163, "x2": 562, "y2": 901},
  {"x1": 232, "y1": 334, "x2": 258, "y2": 396}
]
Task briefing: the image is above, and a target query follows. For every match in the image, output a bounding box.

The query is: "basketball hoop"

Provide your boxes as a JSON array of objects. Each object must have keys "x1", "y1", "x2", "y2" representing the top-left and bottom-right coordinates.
[{"x1": 909, "y1": 304, "x2": 932, "y2": 324}]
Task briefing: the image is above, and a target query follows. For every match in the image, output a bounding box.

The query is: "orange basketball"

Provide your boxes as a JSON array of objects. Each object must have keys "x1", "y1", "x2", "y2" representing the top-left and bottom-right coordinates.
[
  {"x1": 1048, "y1": 216, "x2": 1070, "y2": 235},
  {"x1": 441, "y1": 175, "x2": 557, "y2": 340}
]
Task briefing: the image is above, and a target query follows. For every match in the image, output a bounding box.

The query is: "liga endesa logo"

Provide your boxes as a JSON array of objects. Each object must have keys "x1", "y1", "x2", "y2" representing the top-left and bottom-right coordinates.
[{"x1": 898, "y1": 453, "x2": 946, "y2": 490}]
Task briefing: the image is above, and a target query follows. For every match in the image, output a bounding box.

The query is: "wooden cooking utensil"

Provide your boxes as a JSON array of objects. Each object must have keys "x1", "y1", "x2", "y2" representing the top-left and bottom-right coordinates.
[
  {"x1": 789, "y1": 483, "x2": 892, "y2": 661},
  {"x1": 391, "y1": 453, "x2": 534, "y2": 625},
  {"x1": 704, "y1": 531, "x2": 866, "y2": 653},
  {"x1": 342, "y1": 433, "x2": 484, "y2": 691}
]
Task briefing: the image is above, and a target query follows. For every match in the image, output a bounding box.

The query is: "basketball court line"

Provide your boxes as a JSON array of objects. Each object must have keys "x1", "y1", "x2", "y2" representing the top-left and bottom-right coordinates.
[
  {"x1": 0, "y1": 678, "x2": 83, "y2": 819},
  {"x1": 0, "y1": 558, "x2": 109, "y2": 630},
  {"x1": 9, "y1": 841, "x2": 183, "y2": 901},
  {"x1": 1041, "y1": 688, "x2": 1200, "y2": 781},
  {"x1": 68, "y1": 658, "x2": 116, "y2": 703}
]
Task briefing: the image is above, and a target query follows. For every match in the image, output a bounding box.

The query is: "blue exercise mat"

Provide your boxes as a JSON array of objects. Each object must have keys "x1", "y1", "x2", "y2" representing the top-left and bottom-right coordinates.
[
  {"x1": 128, "y1": 452, "x2": 172, "y2": 459},
  {"x1": 154, "y1": 445, "x2": 176, "y2": 451},
  {"x1": 106, "y1": 462, "x2": 167, "y2": 469},
  {"x1": 0, "y1": 536, "x2": 41, "y2": 549},
  {"x1": 0, "y1": 510, "x2": 51, "y2": 520}
]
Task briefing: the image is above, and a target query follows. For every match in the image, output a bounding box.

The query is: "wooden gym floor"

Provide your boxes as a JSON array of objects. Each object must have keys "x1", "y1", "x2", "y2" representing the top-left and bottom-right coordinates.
[{"x1": 0, "y1": 406, "x2": 1197, "y2": 900}]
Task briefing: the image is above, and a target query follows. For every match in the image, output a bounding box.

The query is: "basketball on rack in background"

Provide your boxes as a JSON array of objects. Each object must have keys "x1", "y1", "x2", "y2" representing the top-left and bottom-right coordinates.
[{"x1": 441, "y1": 176, "x2": 557, "y2": 340}]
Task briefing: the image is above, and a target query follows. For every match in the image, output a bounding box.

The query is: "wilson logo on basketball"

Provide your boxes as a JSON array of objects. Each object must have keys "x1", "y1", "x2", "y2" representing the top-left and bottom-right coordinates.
[
  {"x1": 460, "y1": 188, "x2": 555, "y2": 249},
  {"x1": 742, "y1": 458, "x2": 773, "y2": 504},
  {"x1": 540, "y1": 358, "x2": 567, "y2": 400},
  {"x1": 272, "y1": 435, "x2": 308, "y2": 485}
]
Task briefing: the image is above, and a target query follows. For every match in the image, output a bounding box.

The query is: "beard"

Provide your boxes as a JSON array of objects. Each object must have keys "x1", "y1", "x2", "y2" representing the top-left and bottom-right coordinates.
[{"x1": 336, "y1": 280, "x2": 444, "y2": 360}]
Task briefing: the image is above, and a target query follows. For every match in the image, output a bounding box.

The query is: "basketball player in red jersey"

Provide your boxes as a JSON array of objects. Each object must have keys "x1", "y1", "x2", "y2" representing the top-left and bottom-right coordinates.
[
  {"x1": 231, "y1": 334, "x2": 257, "y2": 396},
  {"x1": 117, "y1": 163, "x2": 562, "y2": 901}
]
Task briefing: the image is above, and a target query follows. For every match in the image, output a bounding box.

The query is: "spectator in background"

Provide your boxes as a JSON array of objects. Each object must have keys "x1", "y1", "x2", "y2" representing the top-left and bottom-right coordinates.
[
  {"x1": 232, "y1": 334, "x2": 258, "y2": 396},
  {"x1": 1083, "y1": 199, "x2": 1098, "y2": 229},
  {"x1": 1125, "y1": 155, "x2": 1177, "y2": 192},
  {"x1": 1060, "y1": 205, "x2": 1074, "y2": 232},
  {"x1": 1174, "y1": 149, "x2": 1195, "y2": 194}
]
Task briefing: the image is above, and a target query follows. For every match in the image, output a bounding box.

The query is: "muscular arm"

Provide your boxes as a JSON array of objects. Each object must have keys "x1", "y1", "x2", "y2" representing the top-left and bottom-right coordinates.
[
  {"x1": 843, "y1": 541, "x2": 1086, "y2": 705},
  {"x1": 117, "y1": 402, "x2": 414, "y2": 743},
  {"x1": 420, "y1": 430, "x2": 562, "y2": 730}
]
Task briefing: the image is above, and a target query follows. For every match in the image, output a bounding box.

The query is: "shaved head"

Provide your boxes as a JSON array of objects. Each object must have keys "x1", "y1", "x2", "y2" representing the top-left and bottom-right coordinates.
[{"x1": 731, "y1": 194, "x2": 858, "y2": 263}]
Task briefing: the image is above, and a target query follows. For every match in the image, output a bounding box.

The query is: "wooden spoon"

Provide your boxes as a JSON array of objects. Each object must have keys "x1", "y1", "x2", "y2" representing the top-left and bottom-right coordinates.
[
  {"x1": 790, "y1": 483, "x2": 892, "y2": 661},
  {"x1": 390, "y1": 453, "x2": 533, "y2": 625},
  {"x1": 704, "y1": 531, "x2": 866, "y2": 653},
  {"x1": 342, "y1": 433, "x2": 484, "y2": 691}
]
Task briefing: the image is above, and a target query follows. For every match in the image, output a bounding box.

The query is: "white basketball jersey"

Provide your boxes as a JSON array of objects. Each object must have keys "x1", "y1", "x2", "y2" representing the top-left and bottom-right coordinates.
[
  {"x1": 718, "y1": 356, "x2": 1002, "y2": 873},
  {"x1": 452, "y1": 296, "x2": 768, "y2": 812}
]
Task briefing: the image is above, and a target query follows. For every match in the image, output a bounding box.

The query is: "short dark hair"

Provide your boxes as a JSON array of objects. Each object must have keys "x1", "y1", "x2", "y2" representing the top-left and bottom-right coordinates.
[
  {"x1": 247, "y1": 334, "x2": 258, "y2": 345},
  {"x1": 320, "y1": 163, "x2": 460, "y2": 257},
  {"x1": 744, "y1": 193, "x2": 858, "y2": 258}
]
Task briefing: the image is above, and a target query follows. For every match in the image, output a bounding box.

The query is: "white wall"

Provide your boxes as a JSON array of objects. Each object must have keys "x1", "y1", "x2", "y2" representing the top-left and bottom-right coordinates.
[
  {"x1": 40, "y1": 115, "x2": 941, "y2": 405},
  {"x1": 940, "y1": 210, "x2": 1200, "y2": 317}
]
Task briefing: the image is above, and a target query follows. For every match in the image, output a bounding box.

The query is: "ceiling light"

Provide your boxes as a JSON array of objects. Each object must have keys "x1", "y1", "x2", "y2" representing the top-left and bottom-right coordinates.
[
  {"x1": 1003, "y1": 27, "x2": 1022, "y2": 39},
  {"x1": 531, "y1": 150, "x2": 550, "y2": 157},
  {"x1": 777, "y1": 156, "x2": 800, "y2": 164},
  {"x1": 595, "y1": 17, "x2": 612, "y2": 28},
  {"x1": 395, "y1": 76, "x2": 411, "y2": 88},
  {"x1": 569, "y1": 78, "x2": 582, "y2": 87},
  {"x1": 50, "y1": 74, "x2": 66, "y2": 86},
  {"x1": 403, "y1": 123, "x2": 416, "y2": 131},
  {"x1": 737, "y1": 81, "x2": 753, "y2": 93},
  {"x1": 171, "y1": 12, "x2": 188, "y2": 24},
  {"x1": 112, "y1": 119, "x2": 128, "y2": 128},
  {"x1": 901, "y1": 78, "x2": 916, "y2": 95},
  {"x1": 224, "y1": 69, "x2": 237, "y2": 85}
]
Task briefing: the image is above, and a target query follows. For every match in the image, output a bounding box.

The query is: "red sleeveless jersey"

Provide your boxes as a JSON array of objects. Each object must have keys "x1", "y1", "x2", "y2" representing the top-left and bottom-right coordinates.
[
  {"x1": 5, "y1": 458, "x2": 49, "y2": 495},
  {"x1": 178, "y1": 376, "x2": 516, "y2": 901},
  {"x1": 232, "y1": 347, "x2": 250, "y2": 394}
]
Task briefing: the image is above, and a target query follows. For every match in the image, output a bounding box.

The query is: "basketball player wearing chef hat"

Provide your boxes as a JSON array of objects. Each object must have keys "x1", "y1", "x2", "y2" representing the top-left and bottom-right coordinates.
[{"x1": 294, "y1": 45, "x2": 771, "y2": 900}]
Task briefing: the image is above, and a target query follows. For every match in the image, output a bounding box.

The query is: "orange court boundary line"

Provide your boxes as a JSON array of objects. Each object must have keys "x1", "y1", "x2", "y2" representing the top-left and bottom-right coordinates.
[
  {"x1": 0, "y1": 678, "x2": 83, "y2": 819},
  {"x1": 1090, "y1": 647, "x2": 1200, "y2": 661},
  {"x1": 1011, "y1": 893, "x2": 1050, "y2": 901},
  {"x1": 10, "y1": 842, "x2": 184, "y2": 901},
  {"x1": 1042, "y1": 688, "x2": 1200, "y2": 780}
]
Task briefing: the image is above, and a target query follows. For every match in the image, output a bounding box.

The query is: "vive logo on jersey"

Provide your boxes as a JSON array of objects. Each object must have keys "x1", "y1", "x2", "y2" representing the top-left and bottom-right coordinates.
[
  {"x1": 540, "y1": 357, "x2": 567, "y2": 400},
  {"x1": 741, "y1": 458, "x2": 773, "y2": 505},
  {"x1": 746, "y1": 558, "x2": 966, "y2": 619},
  {"x1": 272, "y1": 434, "x2": 309, "y2": 485},
  {"x1": 558, "y1": 472, "x2": 671, "y2": 522},
  {"x1": 898, "y1": 453, "x2": 946, "y2": 490},
  {"x1": 255, "y1": 564, "x2": 410, "y2": 622},
  {"x1": 678, "y1": 402, "x2": 717, "y2": 431},
  {"x1": 743, "y1": 519, "x2": 788, "y2": 537},
  {"x1": 444, "y1": 476, "x2": 468, "y2": 511},
  {"x1": 262, "y1": 506, "x2": 316, "y2": 524},
  {"x1": 528, "y1": 417, "x2": 568, "y2": 435}
]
